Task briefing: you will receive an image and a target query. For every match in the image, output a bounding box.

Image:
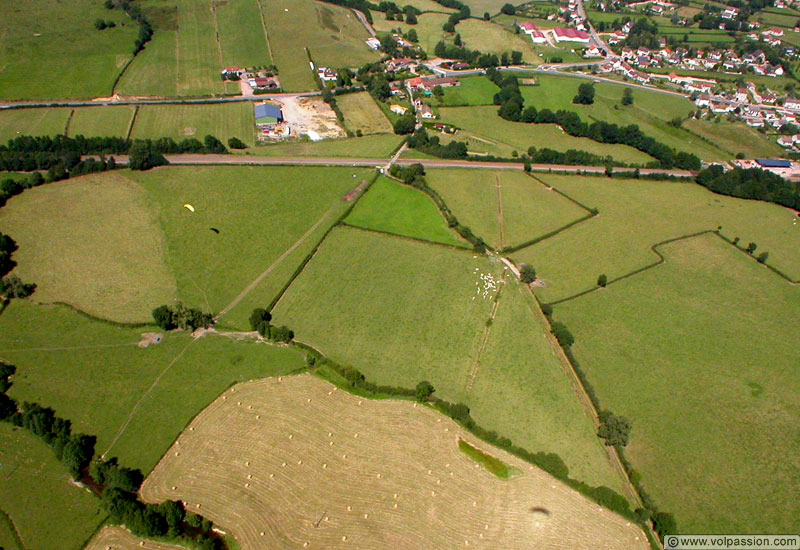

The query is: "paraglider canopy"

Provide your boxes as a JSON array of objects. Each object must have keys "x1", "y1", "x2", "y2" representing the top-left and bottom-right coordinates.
[{"x1": 183, "y1": 204, "x2": 195, "y2": 212}]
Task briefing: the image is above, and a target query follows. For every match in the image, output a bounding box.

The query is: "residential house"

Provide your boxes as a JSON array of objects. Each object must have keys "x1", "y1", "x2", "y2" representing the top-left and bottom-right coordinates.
[
  {"x1": 389, "y1": 104, "x2": 408, "y2": 115},
  {"x1": 552, "y1": 27, "x2": 590, "y2": 42},
  {"x1": 419, "y1": 105, "x2": 435, "y2": 119}
]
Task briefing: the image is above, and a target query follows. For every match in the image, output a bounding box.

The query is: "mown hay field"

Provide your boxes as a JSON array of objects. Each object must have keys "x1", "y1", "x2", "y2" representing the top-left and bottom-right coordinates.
[
  {"x1": 426, "y1": 169, "x2": 588, "y2": 250},
  {"x1": 140, "y1": 375, "x2": 648, "y2": 549},
  {"x1": 262, "y1": 0, "x2": 379, "y2": 92},
  {"x1": 0, "y1": 166, "x2": 368, "y2": 327},
  {"x1": 0, "y1": 423, "x2": 104, "y2": 550},
  {"x1": 216, "y1": 0, "x2": 272, "y2": 67},
  {"x1": 512, "y1": 174, "x2": 800, "y2": 303},
  {"x1": 519, "y1": 75, "x2": 728, "y2": 161},
  {"x1": 345, "y1": 177, "x2": 467, "y2": 247},
  {"x1": 556, "y1": 234, "x2": 800, "y2": 534},
  {"x1": 86, "y1": 527, "x2": 186, "y2": 550},
  {"x1": 272, "y1": 227, "x2": 623, "y2": 489},
  {"x1": 129, "y1": 103, "x2": 256, "y2": 146},
  {"x1": 69, "y1": 106, "x2": 136, "y2": 138},
  {"x1": 252, "y1": 134, "x2": 403, "y2": 158},
  {"x1": 0, "y1": 0, "x2": 138, "y2": 100},
  {"x1": 337, "y1": 92, "x2": 393, "y2": 135},
  {"x1": 0, "y1": 108, "x2": 72, "y2": 144},
  {"x1": 0, "y1": 106, "x2": 134, "y2": 143},
  {"x1": 0, "y1": 300, "x2": 305, "y2": 473},
  {"x1": 439, "y1": 106, "x2": 655, "y2": 164}
]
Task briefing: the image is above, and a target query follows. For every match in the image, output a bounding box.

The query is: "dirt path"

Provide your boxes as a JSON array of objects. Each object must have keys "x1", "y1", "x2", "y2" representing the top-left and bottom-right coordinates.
[
  {"x1": 214, "y1": 206, "x2": 337, "y2": 321},
  {"x1": 465, "y1": 283, "x2": 504, "y2": 393},
  {"x1": 254, "y1": 0, "x2": 275, "y2": 63},
  {"x1": 102, "y1": 338, "x2": 197, "y2": 459}
]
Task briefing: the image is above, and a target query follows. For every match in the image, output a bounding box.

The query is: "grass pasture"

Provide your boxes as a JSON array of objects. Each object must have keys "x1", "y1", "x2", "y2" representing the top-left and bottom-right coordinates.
[
  {"x1": 337, "y1": 92, "x2": 393, "y2": 135},
  {"x1": 345, "y1": 177, "x2": 466, "y2": 247},
  {"x1": 0, "y1": 172, "x2": 178, "y2": 322},
  {"x1": 372, "y1": 12, "x2": 451, "y2": 54},
  {"x1": 439, "y1": 106, "x2": 656, "y2": 164},
  {"x1": 682, "y1": 118, "x2": 783, "y2": 159},
  {"x1": 512, "y1": 174, "x2": 800, "y2": 303},
  {"x1": 0, "y1": 300, "x2": 305, "y2": 474},
  {"x1": 129, "y1": 103, "x2": 255, "y2": 146},
  {"x1": 252, "y1": 134, "x2": 403, "y2": 157},
  {"x1": 439, "y1": 76, "x2": 501, "y2": 106},
  {"x1": 0, "y1": 0, "x2": 138, "y2": 100},
  {"x1": 0, "y1": 108, "x2": 71, "y2": 144},
  {"x1": 0, "y1": 424, "x2": 104, "y2": 550},
  {"x1": 140, "y1": 375, "x2": 648, "y2": 549},
  {"x1": 68, "y1": 106, "x2": 136, "y2": 138},
  {"x1": 272, "y1": 227, "x2": 623, "y2": 489},
  {"x1": 116, "y1": 29, "x2": 180, "y2": 97},
  {"x1": 426, "y1": 169, "x2": 588, "y2": 250},
  {"x1": 556, "y1": 234, "x2": 800, "y2": 533},
  {"x1": 261, "y1": 0, "x2": 379, "y2": 91},
  {"x1": 454, "y1": 19, "x2": 541, "y2": 64},
  {"x1": 215, "y1": 0, "x2": 272, "y2": 67},
  {"x1": 175, "y1": 0, "x2": 226, "y2": 96}
]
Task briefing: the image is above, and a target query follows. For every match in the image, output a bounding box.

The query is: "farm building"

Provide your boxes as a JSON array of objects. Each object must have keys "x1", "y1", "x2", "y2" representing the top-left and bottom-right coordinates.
[
  {"x1": 756, "y1": 159, "x2": 791, "y2": 168},
  {"x1": 552, "y1": 28, "x2": 590, "y2": 43},
  {"x1": 518, "y1": 22, "x2": 547, "y2": 43},
  {"x1": 254, "y1": 103, "x2": 284, "y2": 127}
]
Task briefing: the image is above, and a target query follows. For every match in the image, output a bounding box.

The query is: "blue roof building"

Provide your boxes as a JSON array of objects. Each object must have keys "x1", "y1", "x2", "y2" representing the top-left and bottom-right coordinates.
[
  {"x1": 755, "y1": 159, "x2": 791, "y2": 168},
  {"x1": 254, "y1": 103, "x2": 283, "y2": 125}
]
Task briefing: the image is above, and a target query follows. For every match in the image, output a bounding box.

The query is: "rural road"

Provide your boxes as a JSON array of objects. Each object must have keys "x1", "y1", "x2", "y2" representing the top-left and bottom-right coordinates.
[{"x1": 99, "y1": 154, "x2": 696, "y2": 177}]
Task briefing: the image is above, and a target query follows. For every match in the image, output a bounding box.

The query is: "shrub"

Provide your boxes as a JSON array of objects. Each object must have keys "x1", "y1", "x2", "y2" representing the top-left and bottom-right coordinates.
[
  {"x1": 597, "y1": 410, "x2": 631, "y2": 447},
  {"x1": 227, "y1": 137, "x2": 247, "y2": 149},
  {"x1": 520, "y1": 264, "x2": 536, "y2": 283},
  {"x1": 757, "y1": 251, "x2": 769, "y2": 263},
  {"x1": 249, "y1": 308, "x2": 271, "y2": 331},
  {"x1": 597, "y1": 274, "x2": 607, "y2": 287},
  {"x1": 550, "y1": 321, "x2": 574, "y2": 348},
  {"x1": 415, "y1": 380, "x2": 435, "y2": 402},
  {"x1": 652, "y1": 511, "x2": 678, "y2": 539}
]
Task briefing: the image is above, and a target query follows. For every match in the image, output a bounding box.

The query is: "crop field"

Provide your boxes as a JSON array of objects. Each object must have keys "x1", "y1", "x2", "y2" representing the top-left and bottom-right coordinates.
[
  {"x1": 512, "y1": 174, "x2": 800, "y2": 303},
  {"x1": 0, "y1": 108, "x2": 71, "y2": 144},
  {"x1": 0, "y1": 300, "x2": 305, "y2": 473},
  {"x1": 140, "y1": 375, "x2": 647, "y2": 549},
  {"x1": 439, "y1": 76, "x2": 501, "y2": 106},
  {"x1": 556, "y1": 234, "x2": 800, "y2": 533},
  {"x1": 519, "y1": 75, "x2": 729, "y2": 161},
  {"x1": 0, "y1": 0, "x2": 138, "y2": 100},
  {"x1": 86, "y1": 527, "x2": 186, "y2": 550},
  {"x1": 261, "y1": 0, "x2": 379, "y2": 92},
  {"x1": 272, "y1": 227, "x2": 622, "y2": 488},
  {"x1": 68, "y1": 106, "x2": 137, "y2": 138},
  {"x1": 439, "y1": 106, "x2": 656, "y2": 164},
  {"x1": 0, "y1": 423, "x2": 104, "y2": 550},
  {"x1": 337, "y1": 92, "x2": 394, "y2": 135},
  {"x1": 252, "y1": 134, "x2": 403, "y2": 157},
  {"x1": 215, "y1": 0, "x2": 272, "y2": 67},
  {"x1": 345, "y1": 177, "x2": 466, "y2": 247},
  {"x1": 129, "y1": 103, "x2": 256, "y2": 146},
  {"x1": 0, "y1": 171, "x2": 178, "y2": 322},
  {"x1": 426, "y1": 169, "x2": 588, "y2": 250}
]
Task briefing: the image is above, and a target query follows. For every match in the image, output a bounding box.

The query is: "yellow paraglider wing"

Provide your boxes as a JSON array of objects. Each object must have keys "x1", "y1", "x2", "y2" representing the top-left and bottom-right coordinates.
[{"x1": 183, "y1": 204, "x2": 195, "y2": 212}]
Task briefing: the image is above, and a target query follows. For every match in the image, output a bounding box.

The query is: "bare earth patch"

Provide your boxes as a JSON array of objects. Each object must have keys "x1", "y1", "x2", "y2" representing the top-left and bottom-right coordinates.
[
  {"x1": 275, "y1": 96, "x2": 345, "y2": 141},
  {"x1": 139, "y1": 374, "x2": 648, "y2": 549}
]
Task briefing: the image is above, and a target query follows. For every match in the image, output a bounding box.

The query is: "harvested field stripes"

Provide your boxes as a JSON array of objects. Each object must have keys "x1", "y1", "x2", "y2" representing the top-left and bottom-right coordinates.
[
  {"x1": 465, "y1": 279, "x2": 504, "y2": 393},
  {"x1": 86, "y1": 526, "x2": 185, "y2": 550},
  {"x1": 140, "y1": 374, "x2": 649, "y2": 549}
]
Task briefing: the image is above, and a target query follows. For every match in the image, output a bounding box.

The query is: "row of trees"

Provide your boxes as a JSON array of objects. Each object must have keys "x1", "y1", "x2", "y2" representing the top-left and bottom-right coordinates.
[
  {"x1": 249, "y1": 308, "x2": 294, "y2": 343},
  {"x1": 152, "y1": 303, "x2": 214, "y2": 331},
  {"x1": 105, "y1": 0, "x2": 153, "y2": 55},
  {"x1": 1, "y1": 134, "x2": 227, "y2": 156}
]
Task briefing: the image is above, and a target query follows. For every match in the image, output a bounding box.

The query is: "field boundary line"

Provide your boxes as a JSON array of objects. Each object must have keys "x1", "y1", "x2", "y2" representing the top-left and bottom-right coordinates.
[
  {"x1": 268, "y1": 170, "x2": 381, "y2": 312},
  {"x1": 340, "y1": 222, "x2": 472, "y2": 252},
  {"x1": 102, "y1": 337, "x2": 197, "y2": 459},
  {"x1": 125, "y1": 105, "x2": 139, "y2": 140},
  {"x1": 209, "y1": 0, "x2": 225, "y2": 79},
  {"x1": 496, "y1": 175, "x2": 504, "y2": 250},
  {"x1": 548, "y1": 230, "x2": 716, "y2": 306},
  {"x1": 215, "y1": 205, "x2": 338, "y2": 321},
  {"x1": 0, "y1": 506, "x2": 25, "y2": 550},
  {"x1": 63, "y1": 109, "x2": 74, "y2": 137},
  {"x1": 711, "y1": 231, "x2": 800, "y2": 284},
  {"x1": 465, "y1": 283, "x2": 504, "y2": 393},
  {"x1": 254, "y1": 0, "x2": 274, "y2": 63}
]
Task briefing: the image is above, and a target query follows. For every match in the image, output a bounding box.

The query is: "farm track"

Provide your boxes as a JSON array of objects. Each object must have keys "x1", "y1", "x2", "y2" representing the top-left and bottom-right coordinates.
[
  {"x1": 495, "y1": 175, "x2": 504, "y2": 249},
  {"x1": 465, "y1": 283, "x2": 503, "y2": 393}
]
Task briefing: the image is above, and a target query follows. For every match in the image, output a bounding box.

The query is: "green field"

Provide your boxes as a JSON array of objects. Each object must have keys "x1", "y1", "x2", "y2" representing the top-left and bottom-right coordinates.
[
  {"x1": 426, "y1": 169, "x2": 588, "y2": 249},
  {"x1": 345, "y1": 177, "x2": 466, "y2": 246},
  {"x1": 372, "y1": 12, "x2": 451, "y2": 55},
  {"x1": 0, "y1": 300, "x2": 305, "y2": 474},
  {"x1": 683, "y1": 118, "x2": 783, "y2": 159},
  {"x1": 176, "y1": 0, "x2": 226, "y2": 96},
  {"x1": 453, "y1": 19, "x2": 541, "y2": 64},
  {"x1": 460, "y1": 0, "x2": 515, "y2": 16},
  {"x1": 116, "y1": 27, "x2": 180, "y2": 97},
  {"x1": 130, "y1": 103, "x2": 255, "y2": 146},
  {"x1": 216, "y1": 0, "x2": 272, "y2": 67},
  {"x1": 0, "y1": 423, "x2": 104, "y2": 550},
  {"x1": 0, "y1": 167, "x2": 371, "y2": 327},
  {"x1": 0, "y1": 0, "x2": 138, "y2": 100},
  {"x1": 519, "y1": 75, "x2": 730, "y2": 161},
  {"x1": 69, "y1": 106, "x2": 137, "y2": 138},
  {"x1": 440, "y1": 106, "x2": 656, "y2": 164},
  {"x1": 261, "y1": 0, "x2": 379, "y2": 92},
  {"x1": 556, "y1": 234, "x2": 800, "y2": 533},
  {"x1": 252, "y1": 133, "x2": 403, "y2": 157},
  {"x1": 512, "y1": 174, "x2": 800, "y2": 303},
  {"x1": 402, "y1": 0, "x2": 457, "y2": 11},
  {"x1": 272, "y1": 226, "x2": 625, "y2": 491},
  {"x1": 439, "y1": 76, "x2": 501, "y2": 106},
  {"x1": 0, "y1": 172, "x2": 178, "y2": 322},
  {"x1": 0, "y1": 109, "x2": 71, "y2": 144},
  {"x1": 337, "y1": 92, "x2": 394, "y2": 135}
]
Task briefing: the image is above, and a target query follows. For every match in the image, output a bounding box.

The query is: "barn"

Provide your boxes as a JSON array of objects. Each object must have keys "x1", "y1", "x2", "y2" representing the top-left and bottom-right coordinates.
[{"x1": 254, "y1": 103, "x2": 284, "y2": 126}]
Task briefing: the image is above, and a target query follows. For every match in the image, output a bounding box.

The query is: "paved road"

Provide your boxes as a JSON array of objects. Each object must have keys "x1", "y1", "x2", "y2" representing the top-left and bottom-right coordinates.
[
  {"x1": 99, "y1": 154, "x2": 695, "y2": 177},
  {"x1": 0, "y1": 91, "x2": 320, "y2": 110}
]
